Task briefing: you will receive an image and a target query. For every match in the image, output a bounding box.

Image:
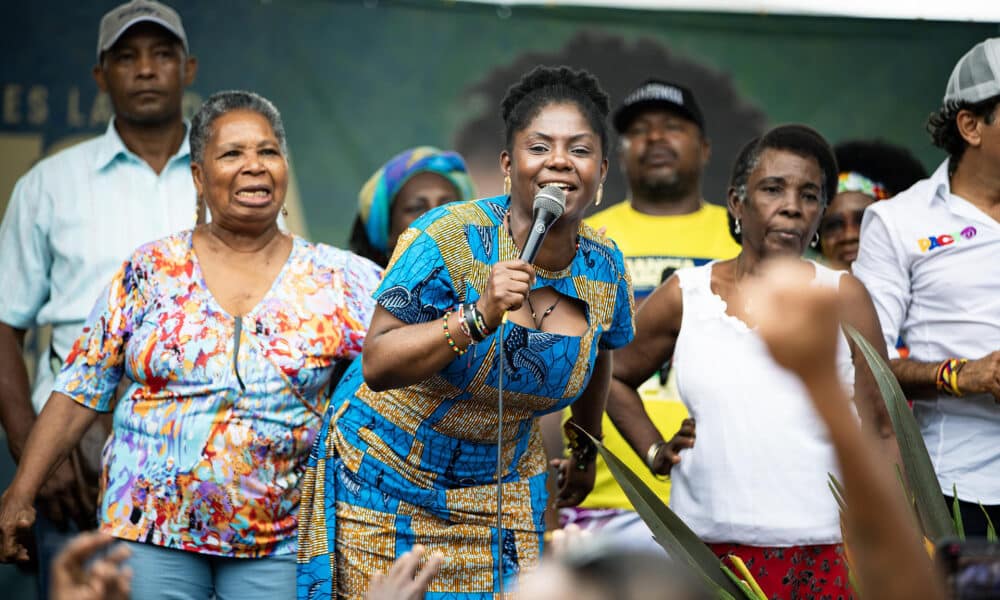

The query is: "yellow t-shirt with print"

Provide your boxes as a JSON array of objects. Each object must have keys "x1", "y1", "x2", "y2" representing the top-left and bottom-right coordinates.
[{"x1": 575, "y1": 201, "x2": 740, "y2": 510}]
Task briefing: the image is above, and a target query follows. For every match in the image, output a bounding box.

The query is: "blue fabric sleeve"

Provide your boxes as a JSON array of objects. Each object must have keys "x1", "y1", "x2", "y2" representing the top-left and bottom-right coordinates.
[
  {"x1": 374, "y1": 210, "x2": 458, "y2": 325},
  {"x1": 598, "y1": 243, "x2": 635, "y2": 350}
]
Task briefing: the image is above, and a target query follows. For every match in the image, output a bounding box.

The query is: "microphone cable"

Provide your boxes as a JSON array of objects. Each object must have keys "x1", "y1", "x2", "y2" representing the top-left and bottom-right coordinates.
[
  {"x1": 495, "y1": 311, "x2": 507, "y2": 598},
  {"x1": 493, "y1": 187, "x2": 564, "y2": 597}
]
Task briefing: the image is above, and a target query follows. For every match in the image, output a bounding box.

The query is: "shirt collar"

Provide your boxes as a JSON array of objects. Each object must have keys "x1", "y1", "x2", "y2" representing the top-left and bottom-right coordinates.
[
  {"x1": 928, "y1": 159, "x2": 953, "y2": 206},
  {"x1": 93, "y1": 117, "x2": 191, "y2": 172}
]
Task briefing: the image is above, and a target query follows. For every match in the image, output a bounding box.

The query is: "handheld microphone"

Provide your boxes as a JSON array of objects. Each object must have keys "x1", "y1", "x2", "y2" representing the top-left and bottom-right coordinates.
[
  {"x1": 519, "y1": 185, "x2": 567, "y2": 264},
  {"x1": 497, "y1": 183, "x2": 564, "y2": 599}
]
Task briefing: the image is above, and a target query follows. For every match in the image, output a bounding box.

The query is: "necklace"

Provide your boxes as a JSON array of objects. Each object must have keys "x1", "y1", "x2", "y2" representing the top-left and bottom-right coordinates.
[{"x1": 526, "y1": 293, "x2": 562, "y2": 329}]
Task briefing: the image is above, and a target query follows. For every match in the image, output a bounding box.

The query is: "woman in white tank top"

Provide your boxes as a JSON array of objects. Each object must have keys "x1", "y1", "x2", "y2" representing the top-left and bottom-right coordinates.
[{"x1": 606, "y1": 125, "x2": 898, "y2": 600}]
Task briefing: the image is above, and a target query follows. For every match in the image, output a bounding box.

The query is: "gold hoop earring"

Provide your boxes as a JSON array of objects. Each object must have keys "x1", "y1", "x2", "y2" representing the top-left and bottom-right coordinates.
[
  {"x1": 595, "y1": 184, "x2": 604, "y2": 207},
  {"x1": 281, "y1": 205, "x2": 288, "y2": 217},
  {"x1": 503, "y1": 175, "x2": 511, "y2": 196}
]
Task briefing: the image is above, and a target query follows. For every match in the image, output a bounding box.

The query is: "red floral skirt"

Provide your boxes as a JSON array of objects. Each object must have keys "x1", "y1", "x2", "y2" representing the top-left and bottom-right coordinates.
[{"x1": 708, "y1": 542, "x2": 855, "y2": 600}]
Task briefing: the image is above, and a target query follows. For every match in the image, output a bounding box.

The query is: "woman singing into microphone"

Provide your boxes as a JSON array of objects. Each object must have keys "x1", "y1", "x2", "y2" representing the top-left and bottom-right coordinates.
[{"x1": 297, "y1": 66, "x2": 634, "y2": 599}]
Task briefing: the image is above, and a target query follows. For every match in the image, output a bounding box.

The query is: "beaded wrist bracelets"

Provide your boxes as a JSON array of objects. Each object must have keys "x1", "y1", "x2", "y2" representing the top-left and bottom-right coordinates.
[
  {"x1": 564, "y1": 419, "x2": 601, "y2": 472},
  {"x1": 936, "y1": 358, "x2": 968, "y2": 397},
  {"x1": 442, "y1": 310, "x2": 466, "y2": 356},
  {"x1": 444, "y1": 303, "x2": 496, "y2": 355}
]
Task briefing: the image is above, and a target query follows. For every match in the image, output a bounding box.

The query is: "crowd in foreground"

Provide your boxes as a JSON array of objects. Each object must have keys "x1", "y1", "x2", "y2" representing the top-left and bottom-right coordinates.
[{"x1": 0, "y1": 1, "x2": 998, "y2": 599}]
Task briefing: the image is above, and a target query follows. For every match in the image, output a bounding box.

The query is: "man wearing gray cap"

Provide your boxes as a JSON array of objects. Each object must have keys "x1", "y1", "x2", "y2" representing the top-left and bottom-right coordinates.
[
  {"x1": 853, "y1": 37, "x2": 1000, "y2": 537},
  {"x1": 0, "y1": 0, "x2": 196, "y2": 592}
]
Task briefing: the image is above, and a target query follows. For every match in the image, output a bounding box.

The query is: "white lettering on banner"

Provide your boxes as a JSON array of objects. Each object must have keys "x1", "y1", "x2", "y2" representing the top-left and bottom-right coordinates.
[
  {"x1": 28, "y1": 86, "x2": 47, "y2": 125},
  {"x1": 67, "y1": 86, "x2": 85, "y2": 127},
  {"x1": 90, "y1": 93, "x2": 112, "y2": 127},
  {"x1": 2, "y1": 84, "x2": 203, "y2": 131},
  {"x1": 4, "y1": 84, "x2": 22, "y2": 124},
  {"x1": 0, "y1": 87, "x2": 204, "y2": 219},
  {"x1": 3, "y1": 84, "x2": 48, "y2": 125}
]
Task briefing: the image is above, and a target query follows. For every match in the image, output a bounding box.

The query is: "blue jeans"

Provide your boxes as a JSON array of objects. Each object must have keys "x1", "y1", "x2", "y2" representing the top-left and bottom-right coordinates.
[
  {"x1": 33, "y1": 508, "x2": 83, "y2": 600},
  {"x1": 124, "y1": 541, "x2": 296, "y2": 600}
]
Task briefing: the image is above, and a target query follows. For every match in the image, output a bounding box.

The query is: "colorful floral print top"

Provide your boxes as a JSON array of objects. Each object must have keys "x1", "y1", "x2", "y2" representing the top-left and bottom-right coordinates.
[{"x1": 54, "y1": 230, "x2": 382, "y2": 557}]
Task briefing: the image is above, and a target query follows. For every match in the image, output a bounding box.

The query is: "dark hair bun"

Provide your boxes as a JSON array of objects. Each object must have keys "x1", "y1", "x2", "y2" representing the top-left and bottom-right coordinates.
[
  {"x1": 501, "y1": 66, "x2": 609, "y2": 123},
  {"x1": 500, "y1": 65, "x2": 610, "y2": 154}
]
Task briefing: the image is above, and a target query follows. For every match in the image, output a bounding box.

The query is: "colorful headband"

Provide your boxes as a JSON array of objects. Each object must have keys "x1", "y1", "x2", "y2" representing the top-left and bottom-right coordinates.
[
  {"x1": 358, "y1": 146, "x2": 475, "y2": 254},
  {"x1": 838, "y1": 171, "x2": 890, "y2": 200}
]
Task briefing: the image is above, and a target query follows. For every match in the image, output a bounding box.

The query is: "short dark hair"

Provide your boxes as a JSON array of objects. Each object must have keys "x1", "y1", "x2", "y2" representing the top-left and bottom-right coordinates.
[
  {"x1": 500, "y1": 65, "x2": 610, "y2": 156},
  {"x1": 927, "y1": 95, "x2": 1000, "y2": 174},
  {"x1": 727, "y1": 124, "x2": 838, "y2": 243},
  {"x1": 190, "y1": 90, "x2": 287, "y2": 165},
  {"x1": 834, "y1": 139, "x2": 928, "y2": 196}
]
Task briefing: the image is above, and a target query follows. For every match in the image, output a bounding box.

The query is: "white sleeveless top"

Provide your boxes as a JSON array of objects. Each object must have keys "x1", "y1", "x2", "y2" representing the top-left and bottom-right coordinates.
[{"x1": 670, "y1": 260, "x2": 854, "y2": 546}]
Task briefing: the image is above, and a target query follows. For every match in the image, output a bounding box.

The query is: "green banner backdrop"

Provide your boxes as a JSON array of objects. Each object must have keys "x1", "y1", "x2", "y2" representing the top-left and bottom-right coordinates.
[
  {"x1": 2, "y1": 0, "x2": 998, "y2": 244},
  {"x1": 1, "y1": 2, "x2": 998, "y2": 596}
]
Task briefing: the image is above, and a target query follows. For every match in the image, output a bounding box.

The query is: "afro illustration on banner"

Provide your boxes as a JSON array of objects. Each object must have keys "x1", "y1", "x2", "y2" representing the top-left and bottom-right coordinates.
[
  {"x1": 453, "y1": 31, "x2": 767, "y2": 210},
  {"x1": 1, "y1": 0, "x2": 996, "y2": 246}
]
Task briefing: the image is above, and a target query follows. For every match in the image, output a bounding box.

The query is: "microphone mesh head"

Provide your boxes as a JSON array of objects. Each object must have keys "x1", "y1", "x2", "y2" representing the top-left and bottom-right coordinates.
[{"x1": 534, "y1": 185, "x2": 566, "y2": 218}]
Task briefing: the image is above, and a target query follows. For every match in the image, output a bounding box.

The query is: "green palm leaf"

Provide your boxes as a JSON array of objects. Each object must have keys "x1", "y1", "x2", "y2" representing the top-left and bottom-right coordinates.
[
  {"x1": 577, "y1": 429, "x2": 747, "y2": 599},
  {"x1": 952, "y1": 484, "x2": 966, "y2": 541},
  {"x1": 844, "y1": 325, "x2": 954, "y2": 540},
  {"x1": 979, "y1": 503, "x2": 998, "y2": 543}
]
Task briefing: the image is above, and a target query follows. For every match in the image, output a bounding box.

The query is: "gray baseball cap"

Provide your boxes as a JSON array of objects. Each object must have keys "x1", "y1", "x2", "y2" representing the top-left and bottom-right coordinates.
[
  {"x1": 97, "y1": 0, "x2": 188, "y2": 61},
  {"x1": 943, "y1": 37, "x2": 1000, "y2": 105}
]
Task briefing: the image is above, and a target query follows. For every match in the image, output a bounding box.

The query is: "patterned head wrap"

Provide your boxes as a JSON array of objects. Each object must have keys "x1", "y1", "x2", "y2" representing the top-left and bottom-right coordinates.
[
  {"x1": 358, "y1": 146, "x2": 475, "y2": 254},
  {"x1": 837, "y1": 171, "x2": 890, "y2": 200}
]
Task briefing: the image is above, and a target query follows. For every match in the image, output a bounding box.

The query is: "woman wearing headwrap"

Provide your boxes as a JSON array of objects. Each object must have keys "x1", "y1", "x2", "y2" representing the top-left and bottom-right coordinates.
[
  {"x1": 348, "y1": 146, "x2": 476, "y2": 267},
  {"x1": 818, "y1": 140, "x2": 927, "y2": 271}
]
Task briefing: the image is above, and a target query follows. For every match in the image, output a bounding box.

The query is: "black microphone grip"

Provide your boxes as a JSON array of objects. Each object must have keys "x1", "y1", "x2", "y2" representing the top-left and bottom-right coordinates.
[
  {"x1": 519, "y1": 217, "x2": 552, "y2": 264},
  {"x1": 518, "y1": 185, "x2": 566, "y2": 265}
]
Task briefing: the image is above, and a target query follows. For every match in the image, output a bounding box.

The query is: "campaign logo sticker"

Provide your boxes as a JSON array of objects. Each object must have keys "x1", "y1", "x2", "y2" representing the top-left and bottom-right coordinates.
[{"x1": 917, "y1": 226, "x2": 977, "y2": 252}]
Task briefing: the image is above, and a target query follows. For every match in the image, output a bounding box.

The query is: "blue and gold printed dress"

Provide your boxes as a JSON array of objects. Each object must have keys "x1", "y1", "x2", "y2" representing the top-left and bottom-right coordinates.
[{"x1": 297, "y1": 196, "x2": 633, "y2": 599}]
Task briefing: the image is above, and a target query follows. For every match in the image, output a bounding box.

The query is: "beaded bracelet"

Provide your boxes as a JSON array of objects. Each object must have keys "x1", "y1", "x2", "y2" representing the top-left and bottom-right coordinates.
[
  {"x1": 564, "y1": 419, "x2": 601, "y2": 472},
  {"x1": 936, "y1": 358, "x2": 968, "y2": 396},
  {"x1": 442, "y1": 311, "x2": 466, "y2": 356}
]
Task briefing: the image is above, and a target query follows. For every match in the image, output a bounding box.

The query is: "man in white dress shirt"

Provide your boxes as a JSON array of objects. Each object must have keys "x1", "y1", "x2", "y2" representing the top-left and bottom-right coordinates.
[
  {"x1": 853, "y1": 37, "x2": 1000, "y2": 536},
  {"x1": 0, "y1": 0, "x2": 197, "y2": 593}
]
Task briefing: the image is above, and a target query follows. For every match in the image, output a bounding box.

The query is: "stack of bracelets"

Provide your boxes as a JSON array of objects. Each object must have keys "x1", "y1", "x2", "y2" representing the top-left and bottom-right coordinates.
[
  {"x1": 442, "y1": 302, "x2": 494, "y2": 356},
  {"x1": 564, "y1": 419, "x2": 600, "y2": 472},
  {"x1": 936, "y1": 358, "x2": 968, "y2": 397}
]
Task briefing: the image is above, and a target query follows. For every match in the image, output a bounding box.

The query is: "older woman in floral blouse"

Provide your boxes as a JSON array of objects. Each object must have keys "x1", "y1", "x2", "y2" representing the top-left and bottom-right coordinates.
[{"x1": 0, "y1": 90, "x2": 382, "y2": 600}]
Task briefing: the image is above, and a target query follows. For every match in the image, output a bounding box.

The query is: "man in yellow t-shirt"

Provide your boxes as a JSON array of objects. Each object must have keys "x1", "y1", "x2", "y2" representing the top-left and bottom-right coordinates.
[{"x1": 561, "y1": 79, "x2": 739, "y2": 548}]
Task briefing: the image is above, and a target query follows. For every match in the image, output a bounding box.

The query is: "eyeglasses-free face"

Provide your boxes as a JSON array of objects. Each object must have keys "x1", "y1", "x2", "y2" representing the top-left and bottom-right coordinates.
[{"x1": 818, "y1": 191, "x2": 876, "y2": 270}]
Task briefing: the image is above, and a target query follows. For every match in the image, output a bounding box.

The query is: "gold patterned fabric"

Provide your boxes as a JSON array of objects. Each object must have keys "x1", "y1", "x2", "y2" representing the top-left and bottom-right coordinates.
[{"x1": 297, "y1": 196, "x2": 633, "y2": 599}]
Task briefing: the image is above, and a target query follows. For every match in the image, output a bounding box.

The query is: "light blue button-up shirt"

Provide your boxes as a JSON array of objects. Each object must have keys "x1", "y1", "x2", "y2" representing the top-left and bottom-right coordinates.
[{"x1": 0, "y1": 119, "x2": 196, "y2": 412}]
